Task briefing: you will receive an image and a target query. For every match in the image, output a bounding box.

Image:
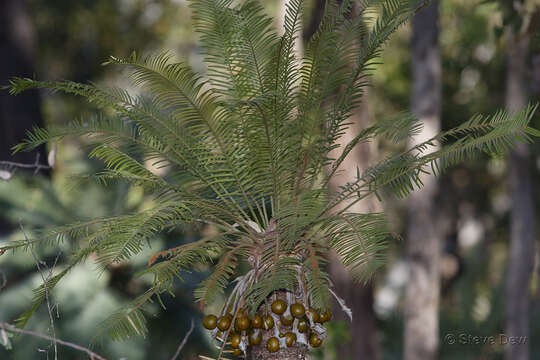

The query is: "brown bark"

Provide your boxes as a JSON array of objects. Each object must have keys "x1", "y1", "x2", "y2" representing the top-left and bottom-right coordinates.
[
  {"x1": 504, "y1": 26, "x2": 534, "y2": 360},
  {"x1": 251, "y1": 337, "x2": 307, "y2": 360},
  {"x1": 404, "y1": 2, "x2": 441, "y2": 360},
  {"x1": 250, "y1": 291, "x2": 308, "y2": 360}
]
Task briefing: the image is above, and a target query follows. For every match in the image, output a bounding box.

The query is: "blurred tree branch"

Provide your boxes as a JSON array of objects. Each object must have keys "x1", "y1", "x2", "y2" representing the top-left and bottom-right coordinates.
[
  {"x1": 0, "y1": 322, "x2": 107, "y2": 360},
  {"x1": 0, "y1": 153, "x2": 52, "y2": 181},
  {"x1": 19, "y1": 221, "x2": 59, "y2": 360},
  {"x1": 170, "y1": 319, "x2": 194, "y2": 360}
]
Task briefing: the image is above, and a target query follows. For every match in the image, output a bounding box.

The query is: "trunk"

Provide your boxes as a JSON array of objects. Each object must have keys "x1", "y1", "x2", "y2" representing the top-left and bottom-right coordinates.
[
  {"x1": 0, "y1": 0, "x2": 47, "y2": 234},
  {"x1": 251, "y1": 337, "x2": 307, "y2": 360},
  {"x1": 324, "y1": 2, "x2": 381, "y2": 358},
  {"x1": 327, "y1": 92, "x2": 381, "y2": 360},
  {"x1": 329, "y1": 91, "x2": 381, "y2": 360},
  {"x1": 303, "y1": 0, "x2": 326, "y2": 41},
  {"x1": 504, "y1": 26, "x2": 534, "y2": 360},
  {"x1": 314, "y1": 0, "x2": 382, "y2": 360},
  {"x1": 404, "y1": 2, "x2": 441, "y2": 360},
  {"x1": 0, "y1": 0, "x2": 46, "y2": 164},
  {"x1": 250, "y1": 291, "x2": 308, "y2": 360},
  {"x1": 328, "y1": 259, "x2": 379, "y2": 359}
]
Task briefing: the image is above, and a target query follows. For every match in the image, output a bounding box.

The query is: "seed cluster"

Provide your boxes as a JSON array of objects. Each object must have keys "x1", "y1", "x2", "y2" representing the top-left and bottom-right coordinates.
[{"x1": 202, "y1": 298, "x2": 332, "y2": 357}]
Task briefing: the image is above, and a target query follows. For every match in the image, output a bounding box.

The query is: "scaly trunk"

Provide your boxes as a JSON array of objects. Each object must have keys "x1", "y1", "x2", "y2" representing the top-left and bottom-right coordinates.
[
  {"x1": 404, "y1": 1, "x2": 441, "y2": 360},
  {"x1": 250, "y1": 291, "x2": 308, "y2": 360},
  {"x1": 504, "y1": 25, "x2": 534, "y2": 360},
  {"x1": 251, "y1": 334, "x2": 307, "y2": 360}
]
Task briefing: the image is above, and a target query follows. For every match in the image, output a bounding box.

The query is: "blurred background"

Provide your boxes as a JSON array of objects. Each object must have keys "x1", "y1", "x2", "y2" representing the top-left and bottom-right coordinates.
[{"x1": 0, "y1": 0, "x2": 539, "y2": 359}]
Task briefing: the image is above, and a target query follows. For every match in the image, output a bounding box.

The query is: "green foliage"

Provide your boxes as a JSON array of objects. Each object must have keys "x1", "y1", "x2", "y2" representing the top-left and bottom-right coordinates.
[{"x1": 2, "y1": 0, "x2": 538, "y2": 343}]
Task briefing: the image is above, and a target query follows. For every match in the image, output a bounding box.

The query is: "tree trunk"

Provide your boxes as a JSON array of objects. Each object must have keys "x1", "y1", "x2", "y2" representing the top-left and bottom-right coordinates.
[
  {"x1": 504, "y1": 26, "x2": 534, "y2": 360},
  {"x1": 303, "y1": 0, "x2": 326, "y2": 41},
  {"x1": 320, "y1": 1, "x2": 381, "y2": 358},
  {"x1": 251, "y1": 330, "x2": 308, "y2": 360},
  {"x1": 250, "y1": 291, "x2": 308, "y2": 360},
  {"x1": 0, "y1": 0, "x2": 46, "y2": 164},
  {"x1": 327, "y1": 91, "x2": 381, "y2": 359},
  {"x1": 404, "y1": 2, "x2": 441, "y2": 360},
  {"x1": 0, "y1": 0, "x2": 47, "y2": 234}
]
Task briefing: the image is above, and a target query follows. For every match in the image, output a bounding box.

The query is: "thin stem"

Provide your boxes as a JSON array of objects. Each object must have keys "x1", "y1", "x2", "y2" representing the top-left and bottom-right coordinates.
[
  {"x1": 0, "y1": 322, "x2": 107, "y2": 360},
  {"x1": 0, "y1": 161, "x2": 50, "y2": 170},
  {"x1": 19, "y1": 221, "x2": 58, "y2": 360},
  {"x1": 0, "y1": 153, "x2": 51, "y2": 175},
  {"x1": 170, "y1": 319, "x2": 195, "y2": 360}
]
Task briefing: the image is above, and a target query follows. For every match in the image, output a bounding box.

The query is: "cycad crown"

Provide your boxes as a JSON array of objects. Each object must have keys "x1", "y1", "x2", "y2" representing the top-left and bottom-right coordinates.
[{"x1": 3, "y1": 0, "x2": 538, "y2": 341}]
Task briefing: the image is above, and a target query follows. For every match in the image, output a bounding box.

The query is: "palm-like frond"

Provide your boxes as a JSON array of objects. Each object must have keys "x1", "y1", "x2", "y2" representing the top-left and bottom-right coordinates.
[{"x1": 2, "y1": 0, "x2": 538, "y2": 343}]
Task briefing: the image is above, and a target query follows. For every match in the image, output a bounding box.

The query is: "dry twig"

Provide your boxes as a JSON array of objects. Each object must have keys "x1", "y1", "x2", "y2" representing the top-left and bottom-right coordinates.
[
  {"x1": 19, "y1": 221, "x2": 59, "y2": 360},
  {"x1": 0, "y1": 322, "x2": 107, "y2": 360},
  {"x1": 0, "y1": 153, "x2": 51, "y2": 180},
  {"x1": 171, "y1": 319, "x2": 195, "y2": 360}
]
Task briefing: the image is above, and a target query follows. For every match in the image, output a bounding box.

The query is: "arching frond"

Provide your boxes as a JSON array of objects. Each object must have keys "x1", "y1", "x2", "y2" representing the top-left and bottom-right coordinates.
[{"x1": 321, "y1": 212, "x2": 390, "y2": 282}]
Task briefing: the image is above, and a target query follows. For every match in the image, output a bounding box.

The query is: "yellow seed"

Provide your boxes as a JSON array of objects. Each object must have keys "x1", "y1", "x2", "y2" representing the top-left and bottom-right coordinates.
[
  {"x1": 251, "y1": 314, "x2": 263, "y2": 328},
  {"x1": 263, "y1": 315, "x2": 274, "y2": 330},
  {"x1": 290, "y1": 303, "x2": 305, "y2": 318},
  {"x1": 309, "y1": 333, "x2": 323, "y2": 348},
  {"x1": 280, "y1": 314, "x2": 294, "y2": 326},
  {"x1": 202, "y1": 314, "x2": 217, "y2": 330},
  {"x1": 232, "y1": 348, "x2": 243, "y2": 356},
  {"x1": 271, "y1": 299, "x2": 287, "y2": 315},
  {"x1": 230, "y1": 333, "x2": 241, "y2": 348},
  {"x1": 235, "y1": 316, "x2": 250, "y2": 331},
  {"x1": 267, "y1": 337, "x2": 280, "y2": 352},
  {"x1": 297, "y1": 318, "x2": 308, "y2": 333},
  {"x1": 319, "y1": 308, "x2": 332, "y2": 323},
  {"x1": 309, "y1": 308, "x2": 320, "y2": 323},
  {"x1": 248, "y1": 330, "x2": 262, "y2": 345},
  {"x1": 217, "y1": 316, "x2": 231, "y2": 331},
  {"x1": 285, "y1": 332, "x2": 296, "y2": 347}
]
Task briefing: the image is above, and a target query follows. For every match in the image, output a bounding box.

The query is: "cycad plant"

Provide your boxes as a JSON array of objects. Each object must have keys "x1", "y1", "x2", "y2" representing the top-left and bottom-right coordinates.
[{"x1": 2, "y1": 0, "x2": 538, "y2": 359}]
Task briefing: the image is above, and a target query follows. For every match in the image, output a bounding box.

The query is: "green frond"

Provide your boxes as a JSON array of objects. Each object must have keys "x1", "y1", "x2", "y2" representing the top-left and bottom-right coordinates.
[
  {"x1": 191, "y1": 0, "x2": 277, "y2": 99},
  {"x1": 246, "y1": 257, "x2": 300, "y2": 309},
  {"x1": 325, "y1": 0, "x2": 417, "y2": 146},
  {"x1": 8, "y1": 78, "x2": 133, "y2": 111},
  {"x1": 325, "y1": 112, "x2": 421, "y2": 185},
  {"x1": 0, "y1": 214, "x2": 134, "y2": 252},
  {"x1": 194, "y1": 245, "x2": 245, "y2": 305},
  {"x1": 15, "y1": 249, "x2": 92, "y2": 329},
  {"x1": 101, "y1": 307, "x2": 148, "y2": 341},
  {"x1": 303, "y1": 244, "x2": 331, "y2": 308},
  {"x1": 327, "y1": 103, "x2": 538, "y2": 213},
  {"x1": 97, "y1": 290, "x2": 157, "y2": 341},
  {"x1": 274, "y1": 189, "x2": 327, "y2": 249},
  {"x1": 138, "y1": 233, "x2": 231, "y2": 284},
  {"x1": 321, "y1": 213, "x2": 390, "y2": 282},
  {"x1": 94, "y1": 202, "x2": 194, "y2": 268}
]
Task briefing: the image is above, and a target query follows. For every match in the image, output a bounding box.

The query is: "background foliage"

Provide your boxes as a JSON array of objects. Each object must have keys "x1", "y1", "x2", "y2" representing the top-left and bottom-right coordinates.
[{"x1": 0, "y1": 0, "x2": 539, "y2": 359}]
